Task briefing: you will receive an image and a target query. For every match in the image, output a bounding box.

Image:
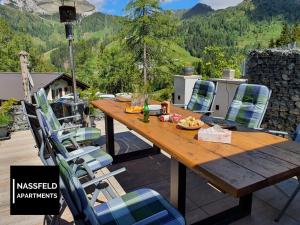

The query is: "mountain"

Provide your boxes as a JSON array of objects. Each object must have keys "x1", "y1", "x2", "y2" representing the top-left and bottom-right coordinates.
[
  {"x1": 0, "y1": 4, "x2": 118, "y2": 46},
  {"x1": 3, "y1": 0, "x2": 47, "y2": 14},
  {"x1": 242, "y1": 0, "x2": 300, "y2": 21},
  {"x1": 181, "y1": 0, "x2": 300, "y2": 57},
  {"x1": 173, "y1": 9, "x2": 188, "y2": 18},
  {"x1": 2, "y1": 0, "x2": 300, "y2": 84},
  {"x1": 182, "y1": 3, "x2": 214, "y2": 19},
  {"x1": 2, "y1": 0, "x2": 96, "y2": 16}
]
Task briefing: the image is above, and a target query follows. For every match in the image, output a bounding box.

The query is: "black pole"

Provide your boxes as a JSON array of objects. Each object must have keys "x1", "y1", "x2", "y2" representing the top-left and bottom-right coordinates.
[{"x1": 65, "y1": 23, "x2": 78, "y2": 104}]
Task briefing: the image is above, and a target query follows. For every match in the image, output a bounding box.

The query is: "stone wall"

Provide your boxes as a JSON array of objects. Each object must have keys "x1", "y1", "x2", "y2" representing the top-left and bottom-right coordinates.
[
  {"x1": 9, "y1": 104, "x2": 105, "y2": 133},
  {"x1": 10, "y1": 105, "x2": 29, "y2": 132},
  {"x1": 247, "y1": 49, "x2": 300, "y2": 133}
]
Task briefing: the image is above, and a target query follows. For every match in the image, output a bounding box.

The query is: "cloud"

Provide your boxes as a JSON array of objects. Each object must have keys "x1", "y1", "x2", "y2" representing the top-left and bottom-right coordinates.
[
  {"x1": 200, "y1": 0, "x2": 243, "y2": 9},
  {"x1": 160, "y1": 0, "x2": 177, "y2": 2},
  {"x1": 87, "y1": 0, "x2": 106, "y2": 10}
]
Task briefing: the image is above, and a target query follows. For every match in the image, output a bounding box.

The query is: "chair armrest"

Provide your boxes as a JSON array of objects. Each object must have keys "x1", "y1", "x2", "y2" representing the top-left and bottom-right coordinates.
[
  {"x1": 57, "y1": 115, "x2": 81, "y2": 121},
  {"x1": 254, "y1": 127, "x2": 289, "y2": 136},
  {"x1": 133, "y1": 210, "x2": 169, "y2": 225},
  {"x1": 211, "y1": 116, "x2": 225, "y2": 120},
  {"x1": 58, "y1": 133, "x2": 80, "y2": 148},
  {"x1": 264, "y1": 129, "x2": 289, "y2": 136},
  {"x1": 65, "y1": 146, "x2": 100, "y2": 162},
  {"x1": 82, "y1": 167, "x2": 126, "y2": 188},
  {"x1": 58, "y1": 132, "x2": 74, "y2": 141},
  {"x1": 23, "y1": 112, "x2": 37, "y2": 119},
  {"x1": 53, "y1": 125, "x2": 81, "y2": 132},
  {"x1": 193, "y1": 110, "x2": 214, "y2": 114}
]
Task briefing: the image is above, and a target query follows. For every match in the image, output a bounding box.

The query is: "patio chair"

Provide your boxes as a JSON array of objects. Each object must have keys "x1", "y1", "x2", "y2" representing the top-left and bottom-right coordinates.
[
  {"x1": 225, "y1": 83, "x2": 272, "y2": 129},
  {"x1": 23, "y1": 101, "x2": 123, "y2": 224},
  {"x1": 39, "y1": 107, "x2": 127, "y2": 203},
  {"x1": 34, "y1": 88, "x2": 101, "y2": 145},
  {"x1": 56, "y1": 153, "x2": 185, "y2": 225},
  {"x1": 174, "y1": 80, "x2": 217, "y2": 114},
  {"x1": 22, "y1": 101, "x2": 124, "y2": 182},
  {"x1": 36, "y1": 108, "x2": 125, "y2": 179},
  {"x1": 22, "y1": 100, "x2": 58, "y2": 165}
]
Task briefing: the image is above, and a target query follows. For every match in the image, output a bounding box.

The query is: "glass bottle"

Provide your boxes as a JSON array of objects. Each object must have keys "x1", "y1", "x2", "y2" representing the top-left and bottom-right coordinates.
[{"x1": 143, "y1": 98, "x2": 150, "y2": 123}]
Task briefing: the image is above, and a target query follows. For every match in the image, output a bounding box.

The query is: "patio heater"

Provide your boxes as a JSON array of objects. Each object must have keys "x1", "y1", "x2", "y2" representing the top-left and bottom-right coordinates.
[{"x1": 37, "y1": 0, "x2": 95, "y2": 103}]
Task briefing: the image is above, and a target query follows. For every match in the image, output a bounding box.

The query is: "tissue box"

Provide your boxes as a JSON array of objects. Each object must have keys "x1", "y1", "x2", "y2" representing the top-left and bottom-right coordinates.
[{"x1": 198, "y1": 125, "x2": 232, "y2": 144}]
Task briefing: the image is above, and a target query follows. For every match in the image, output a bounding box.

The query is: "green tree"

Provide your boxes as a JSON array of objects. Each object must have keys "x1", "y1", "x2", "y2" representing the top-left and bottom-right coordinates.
[
  {"x1": 269, "y1": 38, "x2": 276, "y2": 48},
  {"x1": 123, "y1": 0, "x2": 179, "y2": 85},
  {"x1": 0, "y1": 19, "x2": 45, "y2": 72},
  {"x1": 200, "y1": 46, "x2": 241, "y2": 78},
  {"x1": 95, "y1": 42, "x2": 140, "y2": 93},
  {"x1": 275, "y1": 23, "x2": 292, "y2": 47},
  {"x1": 291, "y1": 23, "x2": 300, "y2": 43}
]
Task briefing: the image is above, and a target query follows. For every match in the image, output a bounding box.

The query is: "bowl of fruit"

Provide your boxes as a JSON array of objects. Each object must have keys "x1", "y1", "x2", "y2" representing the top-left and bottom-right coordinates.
[
  {"x1": 116, "y1": 93, "x2": 132, "y2": 102},
  {"x1": 177, "y1": 116, "x2": 205, "y2": 130},
  {"x1": 125, "y1": 106, "x2": 143, "y2": 114}
]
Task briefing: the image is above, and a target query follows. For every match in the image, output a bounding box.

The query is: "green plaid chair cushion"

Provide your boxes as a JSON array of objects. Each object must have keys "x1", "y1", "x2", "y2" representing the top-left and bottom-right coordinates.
[
  {"x1": 187, "y1": 80, "x2": 216, "y2": 112},
  {"x1": 57, "y1": 154, "x2": 185, "y2": 225},
  {"x1": 58, "y1": 154, "x2": 99, "y2": 224},
  {"x1": 226, "y1": 84, "x2": 271, "y2": 129},
  {"x1": 36, "y1": 88, "x2": 61, "y2": 131},
  {"x1": 95, "y1": 188, "x2": 185, "y2": 225},
  {"x1": 66, "y1": 127, "x2": 101, "y2": 144},
  {"x1": 50, "y1": 132, "x2": 112, "y2": 173},
  {"x1": 69, "y1": 147, "x2": 113, "y2": 172},
  {"x1": 40, "y1": 106, "x2": 113, "y2": 174},
  {"x1": 36, "y1": 88, "x2": 101, "y2": 143}
]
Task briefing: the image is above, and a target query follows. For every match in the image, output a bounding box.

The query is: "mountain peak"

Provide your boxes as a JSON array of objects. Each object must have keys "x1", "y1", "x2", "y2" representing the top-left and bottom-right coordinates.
[
  {"x1": 3, "y1": 0, "x2": 96, "y2": 16},
  {"x1": 3, "y1": 0, "x2": 47, "y2": 14},
  {"x1": 182, "y1": 3, "x2": 214, "y2": 19}
]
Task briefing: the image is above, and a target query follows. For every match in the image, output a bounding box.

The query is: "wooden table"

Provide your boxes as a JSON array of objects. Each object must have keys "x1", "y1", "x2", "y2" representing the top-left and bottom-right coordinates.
[{"x1": 92, "y1": 99, "x2": 300, "y2": 225}]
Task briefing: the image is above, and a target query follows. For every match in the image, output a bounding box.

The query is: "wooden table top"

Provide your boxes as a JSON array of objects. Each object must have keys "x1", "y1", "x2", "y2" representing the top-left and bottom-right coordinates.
[{"x1": 92, "y1": 99, "x2": 300, "y2": 197}]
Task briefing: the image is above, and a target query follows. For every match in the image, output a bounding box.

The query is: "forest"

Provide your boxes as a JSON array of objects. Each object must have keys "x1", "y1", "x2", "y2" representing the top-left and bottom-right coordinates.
[{"x1": 1, "y1": 0, "x2": 300, "y2": 97}]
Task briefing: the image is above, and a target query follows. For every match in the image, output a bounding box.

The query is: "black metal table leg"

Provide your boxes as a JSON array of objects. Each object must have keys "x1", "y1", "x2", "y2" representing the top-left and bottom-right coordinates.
[
  {"x1": 104, "y1": 114, "x2": 161, "y2": 163},
  {"x1": 191, "y1": 194, "x2": 252, "y2": 225},
  {"x1": 152, "y1": 144, "x2": 161, "y2": 154},
  {"x1": 170, "y1": 157, "x2": 186, "y2": 216},
  {"x1": 105, "y1": 114, "x2": 115, "y2": 158}
]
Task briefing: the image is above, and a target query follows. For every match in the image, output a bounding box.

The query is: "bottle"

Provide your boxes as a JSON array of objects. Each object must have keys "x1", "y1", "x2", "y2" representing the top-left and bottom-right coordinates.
[
  {"x1": 143, "y1": 98, "x2": 150, "y2": 123},
  {"x1": 161, "y1": 101, "x2": 170, "y2": 115}
]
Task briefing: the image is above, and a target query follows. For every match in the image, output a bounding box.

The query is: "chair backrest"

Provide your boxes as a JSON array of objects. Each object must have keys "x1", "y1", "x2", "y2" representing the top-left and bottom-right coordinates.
[
  {"x1": 225, "y1": 84, "x2": 271, "y2": 129},
  {"x1": 56, "y1": 154, "x2": 99, "y2": 225},
  {"x1": 21, "y1": 101, "x2": 42, "y2": 149},
  {"x1": 187, "y1": 80, "x2": 217, "y2": 112},
  {"x1": 36, "y1": 109, "x2": 70, "y2": 159},
  {"x1": 35, "y1": 88, "x2": 61, "y2": 132},
  {"x1": 22, "y1": 101, "x2": 56, "y2": 165}
]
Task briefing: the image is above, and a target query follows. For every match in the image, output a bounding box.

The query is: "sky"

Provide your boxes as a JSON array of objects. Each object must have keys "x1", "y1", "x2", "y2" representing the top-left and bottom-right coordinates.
[{"x1": 88, "y1": 0, "x2": 244, "y2": 16}]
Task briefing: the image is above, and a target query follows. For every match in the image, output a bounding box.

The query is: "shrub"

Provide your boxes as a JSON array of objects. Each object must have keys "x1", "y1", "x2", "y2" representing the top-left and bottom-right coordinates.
[{"x1": 0, "y1": 98, "x2": 16, "y2": 127}]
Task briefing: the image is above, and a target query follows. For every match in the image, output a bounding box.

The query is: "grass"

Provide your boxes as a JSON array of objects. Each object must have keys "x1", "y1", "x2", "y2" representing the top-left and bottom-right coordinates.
[{"x1": 237, "y1": 21, "x2": 282, "y2": 49}]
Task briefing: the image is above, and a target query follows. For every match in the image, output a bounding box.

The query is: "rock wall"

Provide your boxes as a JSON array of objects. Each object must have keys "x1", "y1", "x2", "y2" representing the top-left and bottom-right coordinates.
[
  {"x1": 9, "y1": 104, "x2": 105, "y2": 133},
  {"x1": 10, "y1": 105, "x2": 28, "y2": 132},
  {"x1": 247, "y1": 49, "x2": 300, "y2": 133}
]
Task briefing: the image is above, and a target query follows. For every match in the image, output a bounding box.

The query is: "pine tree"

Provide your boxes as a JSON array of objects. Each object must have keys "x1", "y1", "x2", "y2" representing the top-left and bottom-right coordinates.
[
  {"x1": 291, "y1": 23, "x2": 300, "y2": 43},
  {"x1": 276, "y1": 23, "x2": 292, "y2": 47},
  {"x1": 123, "y1": 0, "x2": 178, "y2": 85}
]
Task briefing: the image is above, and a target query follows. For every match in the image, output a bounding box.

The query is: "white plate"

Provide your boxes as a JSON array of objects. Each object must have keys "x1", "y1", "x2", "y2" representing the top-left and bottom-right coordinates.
[
  {"x1": 149, "y1": 105, "x2": 161, "y2": 111},
  {"x1": 116, "y1": 93, "x2": 132, "y2": 98},
  {"x1": 177, "y1": 123, "x2": 202, "y2": 130}
]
